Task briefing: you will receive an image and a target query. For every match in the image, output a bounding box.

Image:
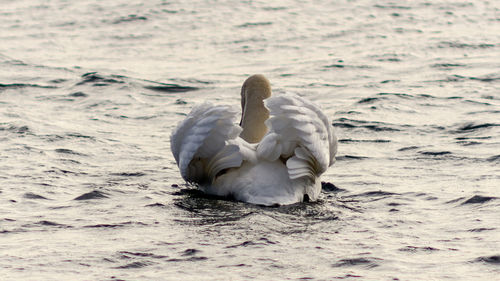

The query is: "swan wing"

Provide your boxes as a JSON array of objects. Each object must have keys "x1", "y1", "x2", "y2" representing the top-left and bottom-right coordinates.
[
  {"x1": 257, "y1": 93, "x2": 337, "y2": 181},
  {"x1": 170, "y1": 102, "x2": 243, "y2": 183}
]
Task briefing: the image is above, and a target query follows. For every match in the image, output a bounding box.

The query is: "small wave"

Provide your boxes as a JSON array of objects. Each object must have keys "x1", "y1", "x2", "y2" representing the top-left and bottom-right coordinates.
[
  {"x1": 237, "y1": 22, "x2": 273, "y2": 28},
  {"x1": 335, "y1": 155, "x2": 369, "y2": 161},
  {"x1": 486, "y1": 155, "x2": 500, "y2": 162},
  {"x1": 475, "y1": 255, "x2": 500, "y2": 265},
  {"x1": 114, "y1": 261, "x2": 153, "y2": 269},
  {"x1": 55, "y1": 148, "x2": 87, "y2": 156},
  {"x1": 461, "y1": 195, "x2": 497, "y2": 205},
  {"x1": 398, "y1": 246, "x2": 440, "y2": 252},
  {"x1": 418, "y1": 151, "x2": 452, "y2": 156},
  {"x1": 438, "y1": 74, "x2": 500, "y2": 83},
  {"x1": 84, "y1": 222, "x2": 147, "y2": 228},
  {"x1": 110, "y1": 172, "x2": 146, "y2": 177},
  {"x1": 455, "y1": 123, "x2": 500, "y2": 132},
  {"x1": 339, "y1": 139, "x2": 390, "y2": 143},
  {"x1": 23, "y1": 192, "x2": 49, "y2": 200},
  {"x1": 112, "y1": 15, "x2": 148, "y2": 24},
  {"x1": 321, "y1": 182, "x2": 344, "y2": 193},
  {"x1": 119, "y1": 251, "x2": 167, "y2": 259},
  {"x1": 76, "y1": 72, "x2": 125, "y2": 86},
  {"x1": 332, "y1": 257, "x2": 382, "y2": 268},
  {"x1": 374, "y1": 4, "x2": 411, "y2": 9},
  {"x1": 438, "y1": 41, "x2": 496, "y2": 49},
  {"x1": 35, "y1": 220, "x2": 71, "y2": 228},
  {"x1": 144, "y1": 84, "x2": 199, "y2": 93},
  {"x1": 68, "y1": 91, "x2": 88, "y2": 97},
  {"x1": 468, "y1": 228, "x2": 496, "y2": 232},
  {"x1": 431, "y1": 63, "x2": 467, "y2": 69},
  {"x1": 398, "y1": 146, "x2": 419, "y2": 151},
  {"x1": 73, "y1": 190, "x2": 109, "y2": 200},
  {"x1": 0, "y1": 83, "x2": 57, "y2": 90},
  {"x1": 333, "y1": 118, "x2": 404, "y2": 132},
  {"x1": 226, "y1": 237, "x2": 277, "y2": 248}
]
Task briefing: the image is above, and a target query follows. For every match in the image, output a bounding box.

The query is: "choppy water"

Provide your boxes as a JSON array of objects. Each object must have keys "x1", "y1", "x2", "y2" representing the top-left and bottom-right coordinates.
[{"x1": 1, "y1": 0, "x2": 499, "y2": 280}]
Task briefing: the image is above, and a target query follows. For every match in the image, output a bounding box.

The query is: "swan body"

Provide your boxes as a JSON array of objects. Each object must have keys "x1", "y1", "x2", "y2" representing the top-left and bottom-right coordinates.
[{"x1": 170, "y1": 74, "x2": 337, "y2": 206}]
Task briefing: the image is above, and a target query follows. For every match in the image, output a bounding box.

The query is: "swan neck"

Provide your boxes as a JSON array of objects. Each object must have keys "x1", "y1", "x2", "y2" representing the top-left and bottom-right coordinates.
[{"x1": 239, "y1": 75, "x2": 271, "y2": 143}]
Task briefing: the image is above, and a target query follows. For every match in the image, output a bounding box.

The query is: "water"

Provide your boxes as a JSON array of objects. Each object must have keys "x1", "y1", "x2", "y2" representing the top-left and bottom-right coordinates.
[{"x1": 1, "y1": 0, "x2": 499, "y2": 280}]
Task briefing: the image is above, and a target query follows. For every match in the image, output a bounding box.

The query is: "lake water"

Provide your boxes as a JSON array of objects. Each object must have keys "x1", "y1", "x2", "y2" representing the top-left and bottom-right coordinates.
[{"x1": 1, "y1": 0, "x2": 499, "y2": 280}]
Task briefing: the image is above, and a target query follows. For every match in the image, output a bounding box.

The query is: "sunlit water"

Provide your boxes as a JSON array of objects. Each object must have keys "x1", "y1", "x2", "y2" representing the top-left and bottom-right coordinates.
[{"x1": 1, "y1": 0, "x2": 499, "y2": 280}]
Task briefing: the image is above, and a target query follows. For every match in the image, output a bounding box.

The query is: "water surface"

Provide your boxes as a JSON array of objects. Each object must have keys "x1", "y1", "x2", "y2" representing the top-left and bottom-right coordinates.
[{"x1": 1, "y1": 0, "x2": 499, "y2": 280}]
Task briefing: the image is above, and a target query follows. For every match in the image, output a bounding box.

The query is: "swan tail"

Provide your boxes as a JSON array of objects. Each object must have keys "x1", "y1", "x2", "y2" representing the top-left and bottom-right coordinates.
[{"x1": 170, "y1": 102, "x2": 242, "y2": 182}]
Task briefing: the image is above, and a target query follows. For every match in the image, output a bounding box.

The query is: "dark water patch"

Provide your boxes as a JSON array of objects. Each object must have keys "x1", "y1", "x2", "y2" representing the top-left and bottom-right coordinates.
[
  {"x1": 237, "y1": 22, "x2": 273, "y2": 28},
  {"x1": 332, "y1": 257, "x2": 382, "y2": 268},
  {"x1": 35, "y1": 220, "x2": 71, "y2": 228},
  {"x1": 374, "y1": 4, "x2": 411, "y2": 9},
  {"x1": 333, "y1": 118, "x2": 403, "y2": 132},
  {"x1": 345, "y1": 191, "x2": 400, "y2": 202},
  {"x1": 398, "y1": 146, "x2": 419, "y2": 151},
  {"x1": 377, "y1": 92, "x2": 413, "y2": 98},
  {"x1": 467, "y1": 110, "x2": 500, "y2": 115},
  {"x1": 475, "y1": 255, "x2": 500, "y2": 265},
  {"x1": 166, "y1": 256, "x2": 208, "y2": 262},
  {"x1": 110, "y1": 172, "x2": 145, "y2": 177},
  {"x1": 440, "y1": 74, "x2": 500, "y2": 83},
  {"x1": 182, "y1": 249, "x2": 200, "y2": 256},
  {"x1": 322, "y1": 182, "x2": 345, "y2": 193},
  {"x1": 376, "y1": 57, "x2": 401, "y2": 62},
  {"x1": 84, "y1": 221, "x2": 146, "y2": 228},
  {"x1": 76, "y1": 72, "x2": 125, "y2": 86},
  {"x1": 227, "y1": 237, "x2": 277, "y2": 249},
  {"x1": 308, "y1": 82, "x2": 346, "y2": 88},
  {"x1": 486, "y1": 155, "x2": 500, "y2": 162},
  {"x1": 0, "y1": 124, "x2": 31, "y2": 134},
  {"x1": 446, "y1": 197, "x2": 465, "y2": 204},
  {"x1": 49, "y1": 78, "x2": 68, "y2": 84},
  {"x1": 336, "y1": 155, "x2": 370, "y2": 161},
  {"x1": 398, "y1": 246, "x2": 440, "y2": 253},
  {"x1": 431, "y1": 63, "x2": 467, "y2": 69},
  {"x1": 339, "y1": 139, "x2": 390, "y2": 143},
  {"x1": 68, "y1": 91, "x2": 88, "y2": 97},
  {"x1": 418, "y1": 151, "x2": 452, "y2": 156},
  {"x1": 144, "y1": 84, "x2": 199, "y2": 93},
  {"x1": 175, "y1": 98, "x2": 187, "y2": 105},
  {"x1": 0, "y1": 83, "x2": 57, "y2": 90},
  {"x1": 438, "y1": 41, "x2": 496, "y2": 49},
  {"x1": 456, "y1": 140, "x2": 481, "y2": 146},
  {"x1": 358, "y1": 97, "x2": 379, "y2": 104},
  {"x1": 455, "y1": 123, "x2": 500, "y2": 132},
  {"x1": 468, "y1": 228, "x2": 496, "y2": 232},
  {"x1": 55, "y1": 148, "x2": 87, "y2": 156},
  {"x1": 112, "y1": 15, "x2": 147, "y2": 24},
  {"x1": 119, "y1": 251, "x2": 167, "y2": 259},
  {"x1": 23, "y1": 192, "x2": 49, "y2": 200},
  {"x1": 380, "y1": 79, "x2": 400, "y2": 84},
  {"x1": 74, "y1": 190, "x2": 109, "y2": 200},
  {"x1": 66, "y1": 133, "x2": 95, "y2": 140},
  {"x1": 461, "y1": 195, "x2": 497, "y2": 205},
  {"x1": 114, "y1": 261, "x2": 153, "y2": 269},
  {"x1": 145, "y1": 202, "x2": 166, "y2": 207},
  {"x1": 45, "y1": 167, "x2": 81, "y2": 175},
  {"x1": 323, "y1": 63, "x2": 374, "y2": 69},
  {"x1": 20, "y1": 220, "x2": 71, "y2": 229},
  {"x1": 218, "y1": 263, "x2": 250, "y2": 268}
]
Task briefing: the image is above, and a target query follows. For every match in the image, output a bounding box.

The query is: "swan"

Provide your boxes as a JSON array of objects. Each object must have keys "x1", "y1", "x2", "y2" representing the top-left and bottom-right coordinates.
[{"x1": 170, "y1": 74, "x2": 337, "y2": 206}]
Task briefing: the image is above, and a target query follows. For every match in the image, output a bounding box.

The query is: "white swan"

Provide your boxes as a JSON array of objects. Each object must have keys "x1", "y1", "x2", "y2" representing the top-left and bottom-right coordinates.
[{"x1": 170, "y1": 74, "x2": 337, "y2": 206}]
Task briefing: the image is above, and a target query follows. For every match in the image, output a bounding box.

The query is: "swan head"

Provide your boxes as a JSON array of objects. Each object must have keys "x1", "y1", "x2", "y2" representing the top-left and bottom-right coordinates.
[{"x1": 239, "y1": 74, "x2": 272, "y2": 143}]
